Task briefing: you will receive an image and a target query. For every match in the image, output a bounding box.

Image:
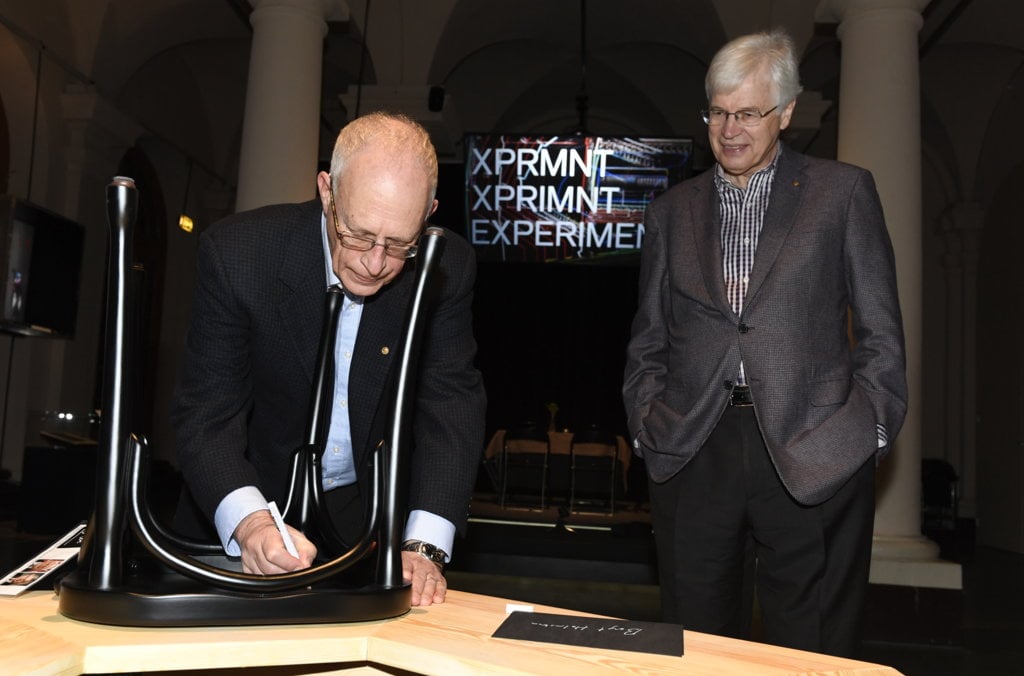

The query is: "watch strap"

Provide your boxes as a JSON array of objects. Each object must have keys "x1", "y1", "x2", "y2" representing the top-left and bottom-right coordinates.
[{"x1": 401, "y1": 539, "x2": 448, "y2": 570}]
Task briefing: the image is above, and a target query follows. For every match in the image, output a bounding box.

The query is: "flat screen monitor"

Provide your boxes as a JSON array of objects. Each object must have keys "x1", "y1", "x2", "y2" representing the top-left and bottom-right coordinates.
[
  {"x1": 465, "y1": 134, "x2": 692, "y2": 264},
  {"x1": 0, "y1": 195, "x2": 86, "y2": 338}
]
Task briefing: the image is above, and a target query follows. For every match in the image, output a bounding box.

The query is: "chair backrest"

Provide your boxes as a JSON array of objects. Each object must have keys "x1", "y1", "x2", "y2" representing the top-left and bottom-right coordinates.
[
  {"x1": 499, "y1": 420, "x2": 552, "y2": 507},
  {"x1": 567, "y1": 424, "x2": 620, "y2": 512},
  {"x1": 505, "y1": 420, "x2": 550, "y2": 442},
  {"x1": 570, "y1": 423, "x2": 617, "y2": 453},
  {"x1": 503, "y1": 420, "x2": 550, "y2": 454}
]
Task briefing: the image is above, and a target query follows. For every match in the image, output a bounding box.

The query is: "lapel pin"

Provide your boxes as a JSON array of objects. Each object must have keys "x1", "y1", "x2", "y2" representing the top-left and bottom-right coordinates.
[
  {"x1": 381, "y1": 346, "x2": 390, "y2": 355},
  {"x1": 793, "y1": 180, "x2": 800, "y2": 187}
]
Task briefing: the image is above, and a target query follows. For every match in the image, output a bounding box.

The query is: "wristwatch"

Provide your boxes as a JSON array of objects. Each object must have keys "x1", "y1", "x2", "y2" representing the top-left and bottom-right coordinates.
[{"x1": 402, "y1": 539, "x2": 448, "y2": 572}]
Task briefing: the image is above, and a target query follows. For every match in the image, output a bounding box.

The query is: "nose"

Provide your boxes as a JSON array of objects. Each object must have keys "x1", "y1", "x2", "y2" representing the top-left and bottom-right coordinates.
[
  {"x1": 721, "y1": 113, "x2": 744, "y2": 136},
  {"x1": 360, "y1": 244, "x2": 388, "y2": 275}
]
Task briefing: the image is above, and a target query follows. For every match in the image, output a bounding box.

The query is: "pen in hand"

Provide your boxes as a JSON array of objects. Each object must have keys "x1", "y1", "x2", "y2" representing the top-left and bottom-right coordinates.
[{"x1": 267, "y1": 501, "x2": 299, "y2": 558}]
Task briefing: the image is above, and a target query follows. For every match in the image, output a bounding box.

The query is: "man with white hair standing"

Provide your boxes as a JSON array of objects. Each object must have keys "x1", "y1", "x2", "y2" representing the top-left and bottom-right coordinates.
[{"x1": 623, "y1": 30, "x2": 907, "y2": 656}]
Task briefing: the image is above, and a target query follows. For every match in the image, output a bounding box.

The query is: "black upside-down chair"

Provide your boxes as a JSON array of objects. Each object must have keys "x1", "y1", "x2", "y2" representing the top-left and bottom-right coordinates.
[{"x1": 56, "y1": 176, "x2": 446, "y2": 627}]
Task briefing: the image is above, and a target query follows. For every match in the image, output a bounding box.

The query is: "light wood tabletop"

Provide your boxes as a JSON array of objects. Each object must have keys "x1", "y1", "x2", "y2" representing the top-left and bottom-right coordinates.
[{"x1": 0, "y1": 588, "x2": 902, "y2": 675}]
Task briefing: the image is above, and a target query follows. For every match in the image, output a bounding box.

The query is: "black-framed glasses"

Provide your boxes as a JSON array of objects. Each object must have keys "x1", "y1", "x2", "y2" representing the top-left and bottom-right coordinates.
[
  {"x1": 328, "y1": 186, "x2": 420, "y2": 259},
  {"x1": 701, "y1": 105, "x2": 779, "y2": 127}
]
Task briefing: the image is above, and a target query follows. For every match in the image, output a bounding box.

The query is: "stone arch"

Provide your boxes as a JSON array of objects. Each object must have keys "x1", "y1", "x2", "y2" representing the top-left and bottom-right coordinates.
[{"x1": 427, "y1": 0, "x2": 721, "y2": 135}]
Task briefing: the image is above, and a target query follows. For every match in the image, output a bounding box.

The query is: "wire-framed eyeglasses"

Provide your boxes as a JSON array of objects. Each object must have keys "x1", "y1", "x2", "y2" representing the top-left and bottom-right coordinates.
[
  {"x1": 701, "y1": 105, "x2": 779, "y2": 127},
  {"x1": 328, "y1": 186, "x2": 420, "y2": 259}
]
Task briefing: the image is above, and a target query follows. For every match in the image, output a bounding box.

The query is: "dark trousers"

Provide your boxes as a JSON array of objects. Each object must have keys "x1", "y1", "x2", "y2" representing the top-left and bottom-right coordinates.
[
  {"x1": 648, "y1": 405, "x2": 875, "y2": 657},
  {"x1": 322, "y1": 480, "x2": 381, "y2": 585},
  {"x1": 323, "y1": 481, "x2": 367, "y2": 547}
]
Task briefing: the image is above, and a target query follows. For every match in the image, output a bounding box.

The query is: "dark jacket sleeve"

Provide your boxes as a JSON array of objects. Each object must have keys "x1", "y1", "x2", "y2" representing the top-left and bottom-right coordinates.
[
  {"x1": 170, "y1": 203, "x2": 322, "y2": 525},
  {"x1": 405, "y1": 229, "x2": 487, "y2": 534}
]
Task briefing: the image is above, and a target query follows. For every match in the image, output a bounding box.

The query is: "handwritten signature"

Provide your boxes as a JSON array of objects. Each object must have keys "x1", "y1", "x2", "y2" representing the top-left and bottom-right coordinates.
[{"x1": 529, "y1": 622, "x2": 643, "y2": 637}]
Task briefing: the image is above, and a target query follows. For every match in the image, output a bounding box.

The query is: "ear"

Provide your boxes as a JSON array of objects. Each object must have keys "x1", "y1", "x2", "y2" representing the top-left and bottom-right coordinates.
[
  {"x1": 428, "y1": 199, "x2": 439, "y2": 218},
  {"x1": 316, "y1": 171, "x2": 333, "y2": 211},
  {"x1": 778, "y1": 99, "x2": 797, "y2": 131}
]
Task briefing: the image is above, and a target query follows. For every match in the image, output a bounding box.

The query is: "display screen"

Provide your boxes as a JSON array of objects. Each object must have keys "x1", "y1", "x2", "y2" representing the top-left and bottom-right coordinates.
[
  {"x1": 2, "y1": 219, "x2": 31, "y2": 325},
  {"x1": 0, "y1": 196, "x2": 85, "y2": 338},
  {"x1": 465, "y1": 134, "x2": 691, "y2": 264}
]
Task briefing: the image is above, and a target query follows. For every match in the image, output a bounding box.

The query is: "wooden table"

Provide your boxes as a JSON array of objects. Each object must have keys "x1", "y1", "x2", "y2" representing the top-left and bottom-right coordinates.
[{"x1": 0, "y1": 588, "x2": 901, "y2": 675}]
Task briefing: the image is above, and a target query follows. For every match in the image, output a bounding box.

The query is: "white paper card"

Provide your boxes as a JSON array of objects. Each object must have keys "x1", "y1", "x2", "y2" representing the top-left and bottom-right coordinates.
[{"x1": 0, "y1": 522, "x2": 86, "y2": 596}]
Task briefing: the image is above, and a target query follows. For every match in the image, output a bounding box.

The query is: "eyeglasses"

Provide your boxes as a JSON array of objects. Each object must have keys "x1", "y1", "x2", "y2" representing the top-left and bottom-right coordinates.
[
  {"x1": 701, "y1": 105, "x2": 779, "y2": 127},
  {"x1": 328, "y1": 186, "x2": 420, "y2": 259}
]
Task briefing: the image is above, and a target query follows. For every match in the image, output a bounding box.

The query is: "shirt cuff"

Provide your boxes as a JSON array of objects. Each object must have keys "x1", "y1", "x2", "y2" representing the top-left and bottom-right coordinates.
[
  {"x1": 404, "y1": 510, "x2": 456, "y2": 562},
  {"x1": 877, "y1": 423, "x2": 888, "y2": 448},
  {"x1": 214, "y1": 485, "x2": 269, "y2": 556}
]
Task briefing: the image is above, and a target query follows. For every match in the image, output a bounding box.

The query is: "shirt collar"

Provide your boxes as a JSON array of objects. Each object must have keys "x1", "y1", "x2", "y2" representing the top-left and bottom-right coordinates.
[{"x1": 714, "y1": 143, "x2": 782, "y2": 192}]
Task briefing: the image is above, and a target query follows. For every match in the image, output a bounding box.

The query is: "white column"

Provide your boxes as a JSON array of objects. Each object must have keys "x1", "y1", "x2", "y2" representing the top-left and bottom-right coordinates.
[
  {"x1": 818, "y1": 0, "x2": 961, "y2": 589},
  {"x1": 235, "y1": 0, "x2": 347, "y2": 212}
]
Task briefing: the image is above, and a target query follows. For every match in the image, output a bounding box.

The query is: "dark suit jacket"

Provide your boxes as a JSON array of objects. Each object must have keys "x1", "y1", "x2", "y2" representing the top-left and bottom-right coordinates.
[
  {"x1": 623, "y1": 145, "x2": 907, "y2": 505},
  {"x1": 171, "y1": 199, "x2": 486, "y2": 537}
]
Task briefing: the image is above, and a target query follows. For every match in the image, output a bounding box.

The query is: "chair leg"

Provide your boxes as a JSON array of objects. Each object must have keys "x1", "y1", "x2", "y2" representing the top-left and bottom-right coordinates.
[
  {"x1": 608, "y1": 458, "x2": 615, "y2": 516},
  {"x1": 499, "y1": 449, "x2": 507, "y2": 509},
  {"x1": 540, "y1": 456, "x2": 548, "y2": 510},
  {"x1": 569, "y1": 456, "x2": 576, "y2": 513}
]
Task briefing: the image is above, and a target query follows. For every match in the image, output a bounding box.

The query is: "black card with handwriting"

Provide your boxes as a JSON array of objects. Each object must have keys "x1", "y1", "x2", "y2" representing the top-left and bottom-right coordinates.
[{"x1": 492, "y1": 612, "x2": 684, "y2": 656}]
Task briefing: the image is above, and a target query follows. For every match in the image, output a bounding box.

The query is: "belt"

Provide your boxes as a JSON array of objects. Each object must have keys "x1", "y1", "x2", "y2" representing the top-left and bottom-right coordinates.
[{"x1": 729, "y1": 385, "x2": 754, "y2": 407}]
